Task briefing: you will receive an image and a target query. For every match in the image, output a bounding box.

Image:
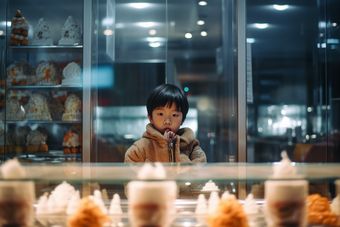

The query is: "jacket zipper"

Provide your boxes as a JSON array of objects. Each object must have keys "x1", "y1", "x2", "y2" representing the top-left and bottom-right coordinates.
[{"x1": 169, "y1": 138, "x2": 176, "y2": 162}]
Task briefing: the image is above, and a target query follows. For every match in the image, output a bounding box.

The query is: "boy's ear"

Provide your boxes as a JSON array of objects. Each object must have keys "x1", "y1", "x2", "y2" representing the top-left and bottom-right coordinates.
[
  {"x1": 181, "y1": 117, "x2": 186, "y2": 125},
  {"x1": 147, "y1": 114, "x2": 154, "y2": 124}
]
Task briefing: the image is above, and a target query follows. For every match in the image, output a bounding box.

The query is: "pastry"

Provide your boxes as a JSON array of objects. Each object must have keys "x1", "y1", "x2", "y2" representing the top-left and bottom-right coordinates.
[
  {"x1": 32, "y1": 18, "x2": 53, "y2": 45},
  {"x1": 13, "y1": 126, "x2": 31, "y2": 153},
  {"x1": 308, "y1": 194, "x2": 340, "y2": 226},
  {"x1": 206, "y1": 194, "x2": 248, "y2": 227},
  {"x1": 63, "y1": 130, "x2": 81, "y2": 153},
  {"x1": 7, "y1": 60, "x2": 35, "y2": 86},
  {"x1": 62, "y1": 94, "x2": 82, "y2": 121},
  {"x1": 6, "y1": 97, "x2": 25, "y2": 120},
  {"x1": 48, "y1": 96, "x2": 64, "y2": 120},
  {"x1": 59, "y1": 16, "x2": 82, "y2": 45},
  {"x1": 26, "y1": 93, "x2": 52, "y2": 121},
  {"x1": 10, "y1": 10, "x2": 29, "y2": 46},
  {"x1": 35, "y1": 60, "x2": 62, "y2": 85},
  {"x1": 68, "y1": 197, "x2": 111, "y2": 227},
  {"x1": 26, "y1": 128, "x2": 48, "y2": 152}
]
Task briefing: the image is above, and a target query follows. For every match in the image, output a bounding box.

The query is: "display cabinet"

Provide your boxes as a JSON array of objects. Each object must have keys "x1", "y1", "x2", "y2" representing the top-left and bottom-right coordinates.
[
  {"x1": 0, "y1": 162, "x2": 339, "y2": 227},
  {"x1": 1, "y1": 0, "x2": 87, "y2": 163}
]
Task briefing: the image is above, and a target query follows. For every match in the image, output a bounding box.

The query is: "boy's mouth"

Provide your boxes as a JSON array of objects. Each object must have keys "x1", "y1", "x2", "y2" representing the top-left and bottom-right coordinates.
[{"x1": 164, "y1": 127, "x2": 171, "y2": 132}]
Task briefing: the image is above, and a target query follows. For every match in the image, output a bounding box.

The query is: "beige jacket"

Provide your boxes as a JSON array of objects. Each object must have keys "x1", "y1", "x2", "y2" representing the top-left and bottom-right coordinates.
[{"x1": 124, "y1": 123, "x2": 207, "y2": 163}]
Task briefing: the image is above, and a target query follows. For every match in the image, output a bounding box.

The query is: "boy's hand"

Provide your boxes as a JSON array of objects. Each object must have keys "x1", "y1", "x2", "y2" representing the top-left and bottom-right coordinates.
[{"x1": 164, "y1": 130, "x2": 177, "y2": 142}]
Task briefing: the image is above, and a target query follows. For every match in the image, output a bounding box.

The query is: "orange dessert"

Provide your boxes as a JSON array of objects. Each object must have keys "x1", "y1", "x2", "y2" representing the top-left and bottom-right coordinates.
[
  {"x1": 307, "y1": 194, "x2": 340, "y2": 226},
  {"x1": 206, "y1": 195, "x2": 248, "y2": 227},
  {"x1": 35, "y1": 60, "x2": 62, "y2": 85},
  {"x1": 19, "y1": 78, "x2": 27, "y2": 85},
  {"x1": 63, "y1": 130, "x2": 81, "y2": 153},
  {"x1": 68, "y1": 197, "x2": 110, "y2": 227},
  {"x1": 10, "y1": 10, "x2": 29, "y2": 46}
]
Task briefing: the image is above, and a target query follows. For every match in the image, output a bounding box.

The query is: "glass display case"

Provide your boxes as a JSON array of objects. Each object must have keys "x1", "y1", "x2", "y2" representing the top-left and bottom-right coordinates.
[
  {"x1": 1, "y1": 0, "x2": 87, "y2": 163},
  {"x1": 0, "y1": 162, "x2": 339, "y2": 227}
]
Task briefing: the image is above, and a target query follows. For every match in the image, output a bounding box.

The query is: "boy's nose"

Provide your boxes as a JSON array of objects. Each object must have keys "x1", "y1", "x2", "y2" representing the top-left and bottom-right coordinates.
[{"x1": 164, "y1": 119, "x2": 171, "y2": 125}]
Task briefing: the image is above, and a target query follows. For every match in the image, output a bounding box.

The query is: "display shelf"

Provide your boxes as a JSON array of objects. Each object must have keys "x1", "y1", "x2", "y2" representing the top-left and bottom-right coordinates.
[
  {"x1": 6, "y1": 85, "x2": 83, "y2": 89},
  {"x1": 8, "y1": 45, "x2": 83, "y2": 53},
  {"x1": 2, "y1": 163, "x2": 339, "y2": 183},
  {"x1": 5, "y1": 120, "x2": 81, "y2": 124}
]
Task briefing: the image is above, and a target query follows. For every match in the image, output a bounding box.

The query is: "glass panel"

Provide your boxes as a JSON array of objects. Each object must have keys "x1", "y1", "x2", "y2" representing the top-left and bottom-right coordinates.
[
  {"x1": 246, "y1": 0, "x2": 340, "y2": 163},
  {"x1": 91, "y1": 0, "x2": 238, "y2": 163},
  {"x1": 327, "y1": 0, "x2": 340, "y2": 162},
  {"x1": 3, "y1": 0, "x2": 84, "y2": 163}
]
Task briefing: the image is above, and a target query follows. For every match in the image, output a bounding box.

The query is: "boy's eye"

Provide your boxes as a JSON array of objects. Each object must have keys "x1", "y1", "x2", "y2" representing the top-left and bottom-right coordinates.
[
  {"x1": 158, "y1": 113, "x2": 163, "y2": 116},
  {"x1": 173, "y1": 114, "x2": 179, "y2": 117}
]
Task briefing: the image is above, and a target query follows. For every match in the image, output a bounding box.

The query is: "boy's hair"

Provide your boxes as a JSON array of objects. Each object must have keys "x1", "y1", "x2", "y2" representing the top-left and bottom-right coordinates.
[{"x1": 147, "y1": 84, "x2": 189, "y2": 120}]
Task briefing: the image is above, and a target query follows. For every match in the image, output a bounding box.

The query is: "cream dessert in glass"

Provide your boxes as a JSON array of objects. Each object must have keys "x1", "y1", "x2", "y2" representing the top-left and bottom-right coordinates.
[
  {"x1": 264, "y1": 151, "x2": 308, "y2": 227},
  {"x1": 0, "y1": 158, "x2": 35, "y2": 226},
  {"x1": 128, "y1": 162, "x2": 177, "y2": 227}
]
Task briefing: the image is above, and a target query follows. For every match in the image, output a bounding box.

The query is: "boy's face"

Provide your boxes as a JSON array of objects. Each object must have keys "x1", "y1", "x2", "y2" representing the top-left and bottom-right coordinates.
[{"x1": 148, "y1": 102, "x2": 185, "y2": 134}]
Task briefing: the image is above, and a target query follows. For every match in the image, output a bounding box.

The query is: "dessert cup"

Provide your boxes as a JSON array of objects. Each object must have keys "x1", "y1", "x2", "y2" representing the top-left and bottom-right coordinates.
[
  {"x1": 264, "y1": 180, "x2": 308, "y2": 227},
  {"x1": 0, "y1": 181, "x2": 35, "y2": 226},
  {"x1": 128, "y1": 181, "x2": 177, "y2": 227}
]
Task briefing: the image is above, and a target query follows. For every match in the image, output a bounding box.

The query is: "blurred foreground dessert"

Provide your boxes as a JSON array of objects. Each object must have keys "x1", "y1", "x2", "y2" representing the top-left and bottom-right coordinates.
[
  {"x1": 0, "y1": 158, "x2": 35, "y2": 226},
  {"x1": 128, "y1": 163, "x2": 177, "y2": 227},
  {"x1": 264, "y1": 151, "x2": 308, "y2": 227}
]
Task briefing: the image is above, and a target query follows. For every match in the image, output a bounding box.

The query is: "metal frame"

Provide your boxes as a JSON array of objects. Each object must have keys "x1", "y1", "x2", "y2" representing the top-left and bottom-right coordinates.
[
  {"x1": 237, "y1": 0, "x2": 247, "y2": 162},
  {"x1": 82, "y1": 0, "x2": 92, "y2": 163}
]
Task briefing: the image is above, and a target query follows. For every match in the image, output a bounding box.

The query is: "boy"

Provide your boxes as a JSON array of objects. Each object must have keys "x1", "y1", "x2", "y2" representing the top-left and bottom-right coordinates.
[{"x1": 124, "y1": 84, "x2": 207, "y2": 163}]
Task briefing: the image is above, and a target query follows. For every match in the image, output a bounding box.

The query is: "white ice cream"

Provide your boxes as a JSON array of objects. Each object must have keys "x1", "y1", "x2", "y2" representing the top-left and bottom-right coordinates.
[
  {"x1": 93, "y1": 190, "x2": 108, "y2": 214},
  {"x1": 47, "y1": 194, "x2": 64, "y2": 214},
  {"x1": 51, "y1": 181, "x2": 76, "y2": 210},
  {"x1": 331, "y1": 194, "x2": 340, "y2": 216},
  {"x1": 36, "y1": 192, "x2": 49, "y2": 215},
  {"x1": 66, "y1": 190, "x2": 81, "y2": 215},
  {"x1": 63, "y1": 62, "x2": 81, "y2": 79},
  {"x1": 0, "y1": 157, "x2": 26, "y2": 178},
  {"x1": 195, "y1": 194, "x2": 208, "y2": 214},
  {"x1": 243, "y1": 193, "x2": 258, "y2": 215},
  {"x1": 208, "y1": 191, "x2": 220, "y2": 214},
  {"x1": 272, "y1": 151, "x2": 297, "y2": 178},
  {"x1": 201, "y1": 180, "x2": 220, "y2": 191}
]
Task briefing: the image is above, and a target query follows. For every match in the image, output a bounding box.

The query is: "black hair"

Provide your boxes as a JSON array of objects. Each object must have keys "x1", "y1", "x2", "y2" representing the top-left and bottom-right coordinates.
[{"x1": 147, "y1": 84, "x2": 189, "y2": 120}]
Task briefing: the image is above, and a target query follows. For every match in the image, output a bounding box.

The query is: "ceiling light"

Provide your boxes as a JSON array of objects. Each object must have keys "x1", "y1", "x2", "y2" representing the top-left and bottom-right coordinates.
[
  {"x1": 273, "y1": 4, "x2": 289, "y2": 10},
  {"x1": 255, "y1": 23, "x2": 268, "y2": 29},
  {"x1": 130, "y1": 3, "x2": 149, "y2": 8},
  {"x1": 115, "y1": 23, "x2": 124, "y2": 29},
  {"x1": 149, "y1": 29, "x2": 156, "y2": 35},
  {"x1": 103, "y1": 29, "x2": 113, "y2": 36},
  {"x1": 197, "y1": 20, "x2": 205, "y2": 25},
  {"x1": 138, "y1": 22, "x2": 155, "y2": 27},
  {"x1": 146, "y1": 37, "x2": 165, "y2": 42},
  {"x1": 1, "y1": 21, "x2": 11, "y2": 26},
  {"x1": 102, "y1": 18, "x2": 113, "y2": 26},
  {"x1": 333, "y1": 23, "x2": 337, "y2": 27},
  {"x1": 247, "y1": 38, "x2": 255, "y2": 43},
  {"x1": 149, "y1": 42, "x2": 161, "y2": 48},
  {"x1": 0, "y1": 30, "x2": 3, "y2": 35},
  {"x1": 201, "y1": 31, "x2": 207, "y2": 36},
  {"x1": 170, "y1": 21, "x2": 175, "y2": 27},
  {"x1": 185, "y1": 33, "x2": 192, "y2": 38},
  {"x1": 198, "y1": 1, "x2": 207, "y2": 6}
]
